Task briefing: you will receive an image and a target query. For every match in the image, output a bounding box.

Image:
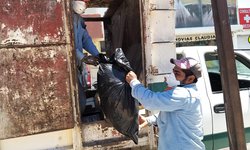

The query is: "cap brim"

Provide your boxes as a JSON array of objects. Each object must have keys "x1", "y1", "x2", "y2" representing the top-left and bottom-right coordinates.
[
  {"x1": 170, "y1": 58, "x2": 176, "y2": 64},
  {"x1": 170, "y1": 58, "x2": 183, "y2": 68},
  {"x1": 170, "y1": 58, "x2": 189, "y2": 69}
]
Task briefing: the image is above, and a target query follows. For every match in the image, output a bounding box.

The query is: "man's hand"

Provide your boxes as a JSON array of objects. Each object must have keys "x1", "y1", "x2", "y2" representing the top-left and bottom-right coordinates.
[
  {"x1": 82, "y1": 55, "x2": 99, "y2": 66},
  {"x1": 98, "y1": 53, "x2": 109, "y2": 63},
  {"x1": 138, "y1": 115, "x2": 148, "y2": 130},
  {"x1": 126, "y1": 71, "x2": 137, "y2": 84}
]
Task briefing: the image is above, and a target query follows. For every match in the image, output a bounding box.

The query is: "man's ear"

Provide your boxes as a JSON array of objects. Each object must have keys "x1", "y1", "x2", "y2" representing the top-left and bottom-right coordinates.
[{"x1": 186, "y1": 75, "x2": 196, "y2": 84}]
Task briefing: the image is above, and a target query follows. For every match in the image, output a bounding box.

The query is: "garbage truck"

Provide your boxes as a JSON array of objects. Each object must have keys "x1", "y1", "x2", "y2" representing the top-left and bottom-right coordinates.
[{"x1": 0, "y1": 0, "x2": 175, "y2": 149}]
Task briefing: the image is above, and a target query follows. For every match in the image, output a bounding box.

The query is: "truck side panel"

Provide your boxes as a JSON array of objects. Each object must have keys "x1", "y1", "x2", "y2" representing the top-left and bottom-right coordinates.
[{"x1": 0, "y1": 0, "x2": 75, "y2": 140}]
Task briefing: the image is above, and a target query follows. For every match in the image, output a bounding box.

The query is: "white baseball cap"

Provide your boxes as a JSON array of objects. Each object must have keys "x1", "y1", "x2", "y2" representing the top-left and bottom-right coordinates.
[{"x1": 72, "y1": 1, "x2": 86, "y2": 15}]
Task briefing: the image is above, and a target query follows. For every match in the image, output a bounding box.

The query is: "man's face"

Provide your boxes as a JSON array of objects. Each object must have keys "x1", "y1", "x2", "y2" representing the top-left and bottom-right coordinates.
[{"x1": 172, "y1": 65, "x2": 186, "y2": 81}]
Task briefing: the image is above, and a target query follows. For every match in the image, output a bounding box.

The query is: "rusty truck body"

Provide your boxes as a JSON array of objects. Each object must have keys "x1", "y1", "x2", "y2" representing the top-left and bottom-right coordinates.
[{"x1": 0, "y1": 0, "x2": 175, "y2": 149}]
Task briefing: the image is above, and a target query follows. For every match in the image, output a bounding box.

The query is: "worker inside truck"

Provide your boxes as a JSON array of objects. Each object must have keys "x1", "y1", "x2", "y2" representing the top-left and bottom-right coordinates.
[{"x1": 72, "y1": 0, "x2": 101, "y2": 117}]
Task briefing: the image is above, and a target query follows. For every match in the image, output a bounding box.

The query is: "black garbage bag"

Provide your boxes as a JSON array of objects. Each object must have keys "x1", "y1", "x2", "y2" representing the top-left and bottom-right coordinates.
[{"x1": 97, "y1": 48, "x2": 139, "y2": 144}]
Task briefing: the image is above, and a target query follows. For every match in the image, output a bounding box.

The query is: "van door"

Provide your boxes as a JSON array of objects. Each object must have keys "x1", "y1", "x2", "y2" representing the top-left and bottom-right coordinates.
[
  {"x1": 203, "y1": 50, "x2": 250, "y2": 149},
  {"x1": 0, "y1": 0, "x2": 76, "y2": 141}
]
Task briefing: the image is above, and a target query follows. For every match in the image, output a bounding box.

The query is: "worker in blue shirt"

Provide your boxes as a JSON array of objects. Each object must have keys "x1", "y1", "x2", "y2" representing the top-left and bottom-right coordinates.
[
  {"x1": 126, "y1": 57, "x2": 205, "y2": 150},
  {"x1": 72, "y1": 1, "x2": 99, "y2": 115}
]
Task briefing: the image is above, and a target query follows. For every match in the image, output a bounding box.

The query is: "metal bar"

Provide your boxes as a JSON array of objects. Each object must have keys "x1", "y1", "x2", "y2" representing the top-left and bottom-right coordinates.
[
  {"x1": 211, "y1": 0, "x2": 246, "y2": 150},
  {"x1": 0, "y1": 43, "x2": 67, "y2": 49},
  {"x1": 82, "y1": 133, "x2": 148, "y2": 147},
  {"x1": 83, "y1": 17, "x2": 108, "y2": 22},
  {"x1": 87, "y1": 0, "x2": 113, "y2": 7}
]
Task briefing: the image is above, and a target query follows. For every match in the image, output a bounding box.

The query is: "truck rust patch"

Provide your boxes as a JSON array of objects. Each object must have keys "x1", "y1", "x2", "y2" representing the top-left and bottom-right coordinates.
[
  {"x1": 0, "y1": 0, "x2": 64, "y2": 45},
  {"x1": 0, "y1": 46, "x2": 74, "y2": 139}
]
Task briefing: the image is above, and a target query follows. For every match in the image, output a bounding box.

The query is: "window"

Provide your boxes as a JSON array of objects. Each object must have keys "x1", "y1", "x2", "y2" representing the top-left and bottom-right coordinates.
[
  {"x1": 175, "y1": 0, "x2": 237, "y2": 28},
  {"x1": 177, "y1": 53, "x2": 184, "y2": 59},
  {"x1": 205, "y1": 52, "x2": 250, "y2": 92}
]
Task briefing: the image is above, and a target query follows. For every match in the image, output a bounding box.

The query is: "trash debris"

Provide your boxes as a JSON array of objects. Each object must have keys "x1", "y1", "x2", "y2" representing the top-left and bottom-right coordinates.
[{"x1": 97, "y1": 48, "x2": 139, "y2": 144}]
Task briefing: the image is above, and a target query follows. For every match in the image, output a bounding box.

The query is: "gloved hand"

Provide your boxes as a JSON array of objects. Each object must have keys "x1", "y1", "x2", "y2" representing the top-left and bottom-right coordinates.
[
  {"x1": 81, "y1": 55, "x2": 99, "y2": 66},
  {"x1": 98, "y1": 53, "x2": 109, "y2": 63}
]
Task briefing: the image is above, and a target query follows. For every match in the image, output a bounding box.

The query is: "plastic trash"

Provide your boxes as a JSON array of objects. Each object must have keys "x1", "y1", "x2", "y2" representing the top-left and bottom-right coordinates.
[{"x1": 97, "y1": 48, "x2": 139, "y2": 144}]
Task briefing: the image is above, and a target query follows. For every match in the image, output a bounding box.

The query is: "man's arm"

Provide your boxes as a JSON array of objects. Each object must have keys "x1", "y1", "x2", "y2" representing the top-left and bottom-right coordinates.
[
  {"x1": 74, "y1": 16, "x2": 99, "y2": 66},
  {"x1": 81, "y1": 27, "x2": 99, "y2": 57},
  {"x1": 126, "y1": 71, "x2": 190, "y2": 111}
]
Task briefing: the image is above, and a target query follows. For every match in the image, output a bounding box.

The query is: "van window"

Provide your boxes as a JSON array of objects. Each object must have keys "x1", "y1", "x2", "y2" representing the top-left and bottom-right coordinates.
[
  {"x1": 177, "y1": 53, "x2": 184, "y2": 59},
  {"x1": 205, "y1": 52, "x2": 250, "y2": 92}
]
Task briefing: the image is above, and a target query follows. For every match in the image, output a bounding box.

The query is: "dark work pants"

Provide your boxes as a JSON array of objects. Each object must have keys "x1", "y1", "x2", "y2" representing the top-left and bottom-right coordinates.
[{"x1": 78, "y1": 78, "x2": 86, "y2": 115}]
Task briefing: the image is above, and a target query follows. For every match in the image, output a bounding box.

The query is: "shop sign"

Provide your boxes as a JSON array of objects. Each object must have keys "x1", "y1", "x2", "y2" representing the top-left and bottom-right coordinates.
[{"x1": 176, "y1": 34, "x2": 216, "y2": 43}]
